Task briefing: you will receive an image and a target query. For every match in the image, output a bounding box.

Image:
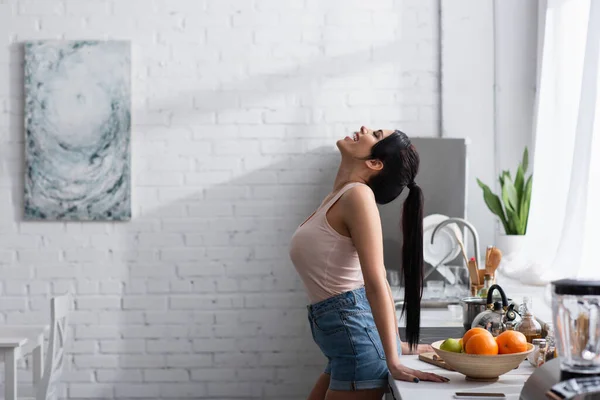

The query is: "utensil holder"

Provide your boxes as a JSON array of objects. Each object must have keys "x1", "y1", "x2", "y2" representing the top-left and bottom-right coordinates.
[
  {"x1": 477, "y1": 269, "x2": 487, "y2": 285},
  {"x1": 470, "y1": 284, "x2": 483, "y2": 296}
]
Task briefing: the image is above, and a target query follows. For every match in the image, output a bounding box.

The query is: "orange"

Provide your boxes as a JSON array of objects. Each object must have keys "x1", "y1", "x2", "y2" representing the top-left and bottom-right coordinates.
[
  {"x1": 465, "y1": 333, "x2": 499, "y2": 355},
  {"x1": 495, "y1": 330, "x2": 528, "y2": 354},
  {"x1": 462, "y1": 327, "x2": 493, "y2": 348}
]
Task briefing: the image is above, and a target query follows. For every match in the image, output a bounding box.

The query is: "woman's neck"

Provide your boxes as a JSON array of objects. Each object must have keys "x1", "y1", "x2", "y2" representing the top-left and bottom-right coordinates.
[{"x1": 332, "y1": 164, "x2": 368, "y2": 192}]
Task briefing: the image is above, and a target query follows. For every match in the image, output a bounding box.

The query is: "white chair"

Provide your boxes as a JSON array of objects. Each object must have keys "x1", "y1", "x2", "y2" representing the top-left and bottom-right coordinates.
[
  {"x1": 33, "y1": 295, "x2": 70, "y2": 400},
  {"x1": 19, "y1": 294, "x2": 71, "y2": 400},
  {"x1": 0, "y1": 295, "x2": 70, "y2": 400}
]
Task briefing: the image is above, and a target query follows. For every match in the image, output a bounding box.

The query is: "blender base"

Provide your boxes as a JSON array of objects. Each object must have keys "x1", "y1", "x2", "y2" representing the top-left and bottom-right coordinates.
[{"x1": 560, "y1": 369, "x2": 600, "y2": 382}]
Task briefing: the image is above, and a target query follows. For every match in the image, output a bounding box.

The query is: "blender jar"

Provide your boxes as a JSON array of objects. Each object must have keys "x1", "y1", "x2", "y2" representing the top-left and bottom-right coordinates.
[{"x1": 552, "y1": 279, "x2": 600, "y2": 375}]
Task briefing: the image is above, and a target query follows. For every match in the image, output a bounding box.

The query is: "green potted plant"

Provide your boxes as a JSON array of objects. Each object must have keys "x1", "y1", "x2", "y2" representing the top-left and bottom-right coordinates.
[{"x1": 477, "y1": 147, "x2": 533, "y2": 256}]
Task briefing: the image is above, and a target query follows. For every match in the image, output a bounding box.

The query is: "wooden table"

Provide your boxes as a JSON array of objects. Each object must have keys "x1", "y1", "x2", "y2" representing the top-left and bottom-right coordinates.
[
  {"x1": 388, "y1": 355, "x2": 535, "y2": 400},
  {"x1": 0, "y1": 326, "x2": 49, "y2": 400}
]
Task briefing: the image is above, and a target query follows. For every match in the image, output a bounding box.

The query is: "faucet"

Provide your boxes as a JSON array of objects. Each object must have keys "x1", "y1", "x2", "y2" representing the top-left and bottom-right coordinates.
[{"x1": 430, "y1": 217, "x2": 481, "y2": 267}]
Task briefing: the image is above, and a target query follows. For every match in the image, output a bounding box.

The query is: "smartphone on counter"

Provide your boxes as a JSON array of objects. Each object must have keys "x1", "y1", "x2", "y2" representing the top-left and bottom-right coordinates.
[{"x1": 453, "y1": 393, "x2": 506, "y2": 399}]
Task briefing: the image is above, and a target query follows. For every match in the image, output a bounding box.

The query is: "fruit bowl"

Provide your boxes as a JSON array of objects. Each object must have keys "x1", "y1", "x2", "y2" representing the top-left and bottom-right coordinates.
[{"x1": 431, "y1": 340, "x2": 534, "y2": 381}]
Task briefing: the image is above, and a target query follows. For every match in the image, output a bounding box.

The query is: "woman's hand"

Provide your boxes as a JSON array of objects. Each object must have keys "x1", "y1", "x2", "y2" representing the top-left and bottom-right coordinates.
[
  {"x1": 389, "y1": 362, "x2": 449, "y2": 383},
  {"x1": 416, "y1": 344, "x2": 434, "y2": 354},
  {"x1": 401, "y1": 343, "x2": 434, "y2": 355}
]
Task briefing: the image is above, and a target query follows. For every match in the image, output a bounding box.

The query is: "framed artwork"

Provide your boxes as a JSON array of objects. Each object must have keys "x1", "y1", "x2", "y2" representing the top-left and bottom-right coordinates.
[{"x1": 24, "y1": 40, "x2": 131, "y2": 220}]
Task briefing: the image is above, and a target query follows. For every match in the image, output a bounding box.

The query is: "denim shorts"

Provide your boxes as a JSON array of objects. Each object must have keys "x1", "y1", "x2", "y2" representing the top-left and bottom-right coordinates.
[{"x1": 307, "y1": 286, "x2": 402, "y2": 391}]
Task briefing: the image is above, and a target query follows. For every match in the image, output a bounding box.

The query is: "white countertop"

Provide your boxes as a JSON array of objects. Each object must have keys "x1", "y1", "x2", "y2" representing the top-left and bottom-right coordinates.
[{"x1": 388, "y1": 355, "x2": 535, "y2": 400}]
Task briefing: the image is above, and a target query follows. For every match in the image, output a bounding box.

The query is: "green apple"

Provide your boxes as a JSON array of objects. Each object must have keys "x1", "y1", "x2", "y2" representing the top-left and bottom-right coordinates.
[{"x1": 440, "y1": 338, "x2": 462, "y2": 353}]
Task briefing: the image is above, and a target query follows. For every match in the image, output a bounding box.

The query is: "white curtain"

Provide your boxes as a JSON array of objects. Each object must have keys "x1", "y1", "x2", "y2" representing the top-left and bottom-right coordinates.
[{"x1": 501, "y1": 0, "x2": 600, "y2": 284}]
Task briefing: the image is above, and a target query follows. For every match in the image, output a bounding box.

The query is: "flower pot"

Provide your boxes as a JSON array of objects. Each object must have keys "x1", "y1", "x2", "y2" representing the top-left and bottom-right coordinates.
[
  {"x1": 495, "y1": 234, "x2": 525, "y2": 258},
  {"x1": 494, "y1": 234, "x2": 527, "y2": 279}
]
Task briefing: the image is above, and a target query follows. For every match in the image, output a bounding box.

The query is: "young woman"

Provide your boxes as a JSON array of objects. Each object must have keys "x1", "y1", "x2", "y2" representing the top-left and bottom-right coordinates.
[{"x1": 289, "y1": 127, "x2": 449, "y2": 400}]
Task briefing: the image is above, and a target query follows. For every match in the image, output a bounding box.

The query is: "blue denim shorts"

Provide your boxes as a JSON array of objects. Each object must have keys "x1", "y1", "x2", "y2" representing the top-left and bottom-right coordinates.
[{"x1": 307, "y1": 286, "x2": 402, "y2": 391}]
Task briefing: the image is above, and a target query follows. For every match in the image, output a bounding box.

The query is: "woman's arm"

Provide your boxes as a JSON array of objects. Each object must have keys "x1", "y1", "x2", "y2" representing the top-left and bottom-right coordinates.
[
  {"x1": 384, "y1": 279, "x2": 433, "y2": 355},
  {"x1": 342, "y1": 186, "x2": 401, "y2": 367},
  {"x1": 342, "y1": 186, "x2": 447, "y2": 383}
]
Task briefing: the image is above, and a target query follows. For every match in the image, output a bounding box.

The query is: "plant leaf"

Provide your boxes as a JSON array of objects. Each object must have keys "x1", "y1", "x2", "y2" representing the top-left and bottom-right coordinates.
[
  {"x1": 522, "y1": 147, "x2": 529, "y2": 173},
  {"x1": 505, "y1": 208, "x2": 519, "y2": 235},
  {"x1": 477, "y1": 178, "x2": 510, "y2": 234},
  {"x1": 476, "y1": 178, "x2": 487, "y2": 191},
  {"x1": 519, "y1": 175, "x2": 533, "y2": 234},
  {"x1": 515, "y1": 165, "x2": 525, "y2": 209},
  {"x1": 501, "y1": 177, "x2": 518, "y2": 213},
  {"x1": 499, "y1": 170, "x2": 510, "y2": 188}
]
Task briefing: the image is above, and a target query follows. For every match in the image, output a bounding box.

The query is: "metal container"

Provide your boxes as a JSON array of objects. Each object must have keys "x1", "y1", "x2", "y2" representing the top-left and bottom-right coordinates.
[
  {"x1": 471, "y1": 284, "x2": 510, "y2": 333},
  {"x1": 460, "y1": 297, "x2": 487, "y2": 331}
]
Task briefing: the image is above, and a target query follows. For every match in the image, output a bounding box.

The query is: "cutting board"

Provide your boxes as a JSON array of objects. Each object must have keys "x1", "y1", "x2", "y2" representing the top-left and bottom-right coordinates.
[{"x1": 418, "y1": 352, "x2": 455, "y2": 371}]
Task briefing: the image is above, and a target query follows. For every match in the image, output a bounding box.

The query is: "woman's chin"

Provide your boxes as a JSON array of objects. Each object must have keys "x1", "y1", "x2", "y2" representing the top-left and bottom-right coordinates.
[{"x1": 337, "y1": 136, "x2": 353, "y2": 146}]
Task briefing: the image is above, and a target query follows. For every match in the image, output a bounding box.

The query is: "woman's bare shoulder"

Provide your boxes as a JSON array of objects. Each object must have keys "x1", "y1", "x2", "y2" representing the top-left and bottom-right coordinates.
[{"x1": 339, "y1": 184, "x2": 377, "y2": 215}]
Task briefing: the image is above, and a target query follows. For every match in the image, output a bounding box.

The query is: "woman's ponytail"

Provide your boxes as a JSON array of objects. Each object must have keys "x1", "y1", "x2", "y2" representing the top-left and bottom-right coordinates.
[
  {"x1": 401, "y1": 182, "x2": 424, "y2": 352},
  {"x1": 369, "y1": 132, "x2": 423, "y2": 352}
]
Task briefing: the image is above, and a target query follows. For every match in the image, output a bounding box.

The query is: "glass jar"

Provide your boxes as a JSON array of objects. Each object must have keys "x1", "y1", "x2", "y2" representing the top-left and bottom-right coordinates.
[
  {"x1": 543, "y1": 323, "x2": 558, "y2": 362},
  {"x1": 516, "y1": 297, "x2": 542, "y2": 343},
  {"x1": 519, "y1": 296, "x2": 531, "y2": 315},
  {"x1": 477, "y1": 274, "x2": 493, "y2": 298},
  {"x1": 528, "y1": 338, "x2": 547, "y2": 367}
]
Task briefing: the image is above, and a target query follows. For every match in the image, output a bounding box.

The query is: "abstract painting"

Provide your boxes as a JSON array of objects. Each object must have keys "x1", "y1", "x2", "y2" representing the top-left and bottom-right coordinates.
[{"x1": 24, "y1": 41, "x2": 131, "y2": 221}]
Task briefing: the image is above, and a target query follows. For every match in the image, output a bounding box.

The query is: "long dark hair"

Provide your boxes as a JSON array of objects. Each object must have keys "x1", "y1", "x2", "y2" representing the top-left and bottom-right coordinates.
[{"x1": 367, "y1": 130, "x2": 423, "y2": 352}]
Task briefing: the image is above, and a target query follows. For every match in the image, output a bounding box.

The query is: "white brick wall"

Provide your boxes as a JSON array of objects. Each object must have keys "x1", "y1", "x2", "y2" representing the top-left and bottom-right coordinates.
[{"x1": 1, "y1": 0, "x2": 440, "y2": 398}]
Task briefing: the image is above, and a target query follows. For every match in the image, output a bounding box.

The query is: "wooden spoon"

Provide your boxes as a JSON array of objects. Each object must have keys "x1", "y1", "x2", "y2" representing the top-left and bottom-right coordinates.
[
  {"x1": 467, "y1": 258, "x2": 479, "y2": 287},
  {"x1": 487, "y1": 247, "x2": 503, "y2": 280},
  {"x1": 485, "y1": 245, "x2": 493, "y2": 272}
]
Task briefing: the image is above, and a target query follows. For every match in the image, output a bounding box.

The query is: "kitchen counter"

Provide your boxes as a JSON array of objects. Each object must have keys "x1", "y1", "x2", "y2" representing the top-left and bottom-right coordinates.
[{"x1": 387, "y1": 355, "x2": 534, "y2": 400}]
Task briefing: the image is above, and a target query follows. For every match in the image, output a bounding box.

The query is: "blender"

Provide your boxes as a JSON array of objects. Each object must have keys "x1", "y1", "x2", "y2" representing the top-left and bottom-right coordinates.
[
  {"x1": 553, "y1": 279, "x2": 600, "y2": 379},
  {"x1": 520, "y1": 279, "x2": 600, "y2": 399}
]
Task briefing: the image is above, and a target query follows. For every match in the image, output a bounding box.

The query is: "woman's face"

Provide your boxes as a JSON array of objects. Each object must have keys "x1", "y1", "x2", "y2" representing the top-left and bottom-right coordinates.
[{"x1": 337, "y1": 126, "x2": 395, "y2": 159}]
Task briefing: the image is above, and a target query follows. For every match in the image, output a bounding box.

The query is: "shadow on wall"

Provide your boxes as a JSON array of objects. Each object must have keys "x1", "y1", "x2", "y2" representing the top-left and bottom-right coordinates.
[
  {"x1": 113, "y1": 148, "x2": 339, "y2": 398},
  {"x1": 144, "y1": 40, "x2": 427, "y2": 131}
]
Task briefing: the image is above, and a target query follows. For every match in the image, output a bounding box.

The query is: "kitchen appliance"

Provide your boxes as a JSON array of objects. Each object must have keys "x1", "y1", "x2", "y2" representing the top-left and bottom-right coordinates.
[
  {"x1": 552, "y1": 279, "x2": 600, "y2": 377},
  {"x1": 520, "y1": 358, "x2": 600, "y2": 399},
  {"x1": 461, "y1": 295, "x2": 521, "y2": 332},
  {"x1": 520, "y1": 279, "x2": 600, "y2": 400},
  {"x1": 469, "y1": 284, "x2": 521, "y2": 335}
]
